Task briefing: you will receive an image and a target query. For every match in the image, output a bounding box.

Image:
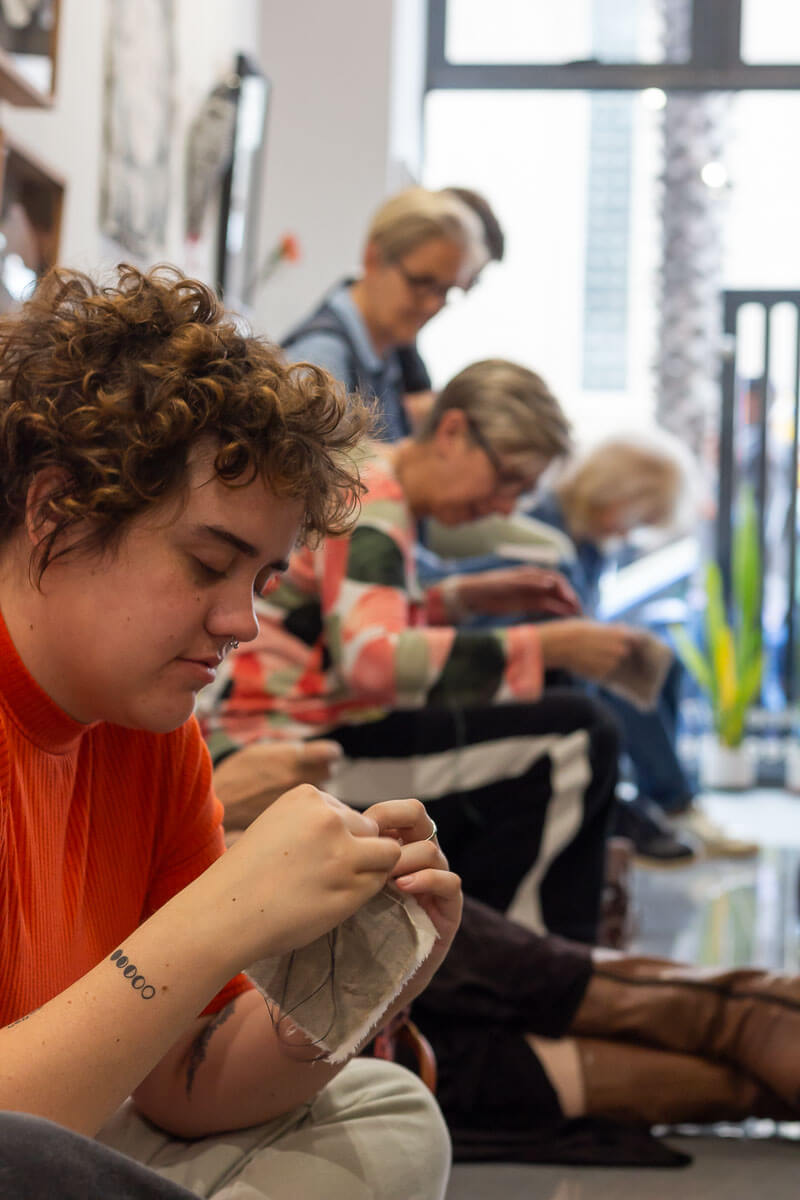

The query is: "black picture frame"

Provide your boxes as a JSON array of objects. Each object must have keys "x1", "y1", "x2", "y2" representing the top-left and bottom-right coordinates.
[{"x1": 214, "y1": 52, "x2": 270, "y2": 312}]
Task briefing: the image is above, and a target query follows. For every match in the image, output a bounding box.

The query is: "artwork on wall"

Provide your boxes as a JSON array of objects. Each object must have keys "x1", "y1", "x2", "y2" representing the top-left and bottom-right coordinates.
[
  {"x1": 0, "y1": 132, "x2": 64, "y2": 310},
  {"x1": 0, "y1": 0, "x2": 59, "y2": 102},
  {"x1": 185, "y1": 53, "x2": 270, "y2": 314},
  {"x1": 99, "y1": 0, "x2": 175, "y2": 260},
  {"x1": 214, "y1": 54, "x2": 270, "y2": 312}
]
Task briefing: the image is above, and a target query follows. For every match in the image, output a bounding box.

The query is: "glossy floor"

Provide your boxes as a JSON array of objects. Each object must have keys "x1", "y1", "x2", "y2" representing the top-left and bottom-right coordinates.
[{"x1": 446, "y1": 788, "x2": 800, "y2": 1200}]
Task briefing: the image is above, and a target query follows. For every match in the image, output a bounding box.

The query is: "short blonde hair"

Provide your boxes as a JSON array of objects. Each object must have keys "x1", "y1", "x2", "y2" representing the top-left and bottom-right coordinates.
[
  {"x1": 557, "y1": 431, "x2": 698, "y2": 538},
  {"x1": 420, "y1": 359, "x2": 572, "y2": 477},
  {"x1": 365, "y1": 186, "x2": 474, "y2": 263}
]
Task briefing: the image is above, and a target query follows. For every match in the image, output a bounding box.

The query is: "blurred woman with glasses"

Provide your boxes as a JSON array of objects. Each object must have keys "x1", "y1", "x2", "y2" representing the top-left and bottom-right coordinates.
[{"x1": 281, "y1": 186, "x2": 488, "y2": 441}]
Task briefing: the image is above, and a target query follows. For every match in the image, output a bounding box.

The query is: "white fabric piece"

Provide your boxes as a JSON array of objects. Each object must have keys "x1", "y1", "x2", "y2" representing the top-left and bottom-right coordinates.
[{"x1": 246, "y1": 885, "x2": 437, "y2": 1063}]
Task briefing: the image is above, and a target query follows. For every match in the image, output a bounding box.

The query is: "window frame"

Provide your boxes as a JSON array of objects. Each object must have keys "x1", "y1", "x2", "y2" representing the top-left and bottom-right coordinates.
[{"x1": 426, "y1": 0, "x2": 800, "y2": 91}]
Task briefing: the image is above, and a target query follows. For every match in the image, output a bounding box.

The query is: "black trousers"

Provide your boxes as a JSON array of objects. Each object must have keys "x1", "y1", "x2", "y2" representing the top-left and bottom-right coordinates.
[
  {"x1": 411, "y1": 896, "x2": 690, "y2": 1169},
  {"x1": 328, "y1": 689, "x2": 619, "y2": 943},
  {"x1": 413, "y1": 893, "x2": 592, "y2": 1139}
]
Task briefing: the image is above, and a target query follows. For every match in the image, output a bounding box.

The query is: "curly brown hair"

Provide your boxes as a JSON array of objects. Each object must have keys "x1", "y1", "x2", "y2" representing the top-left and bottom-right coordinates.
[{"x1": 0, "y1": 264, "x2": 369, "y2": 580}]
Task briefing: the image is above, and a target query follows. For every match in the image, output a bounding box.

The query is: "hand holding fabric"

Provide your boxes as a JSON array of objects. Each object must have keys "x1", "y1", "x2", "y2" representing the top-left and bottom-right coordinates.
[
  {"x1": 538, "y1": 619, "x2": 642, "y2": 682},
  {"x1": 205, "y1": 785, "x2": 402, "y2": 963},
  {"x1": 366, "y1": 797, "x2": 463, "y2": 950},
  {"x1": 247, "y1": 797, "x2": 461, "y2": 1063}
]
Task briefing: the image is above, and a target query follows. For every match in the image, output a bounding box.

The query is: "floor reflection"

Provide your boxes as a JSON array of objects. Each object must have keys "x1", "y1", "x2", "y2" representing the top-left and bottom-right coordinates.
[{"x1": 631, "y1": 847, "x2": 800, "y2": 972}]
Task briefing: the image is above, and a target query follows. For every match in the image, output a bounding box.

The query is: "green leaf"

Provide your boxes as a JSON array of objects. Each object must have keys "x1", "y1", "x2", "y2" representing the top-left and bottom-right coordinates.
[
  {"x1": 673, "y1": 495, "x2": 763, "y2": 736},
  {"x1": 714, "y1": 651, "x2": 764, "y2": 747},
  {"x1": 739, "y1": 650, "x2": 765, "y2": 709},
  {"x1": 671, "y1": 625, "x2": 714, "y2": 694}
]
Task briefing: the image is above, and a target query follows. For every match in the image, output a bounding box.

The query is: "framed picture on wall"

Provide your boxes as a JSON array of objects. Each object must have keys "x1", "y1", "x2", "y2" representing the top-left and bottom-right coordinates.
[
  {"x1": 0, "y1": 131, "x2": 64, "y2": 309},
  {"x1": 100, "y1": 0, "x2": 175, "y2": 261},
  {"x1": 0, "y1": 0, "x2": 59, "y2": 106},
  {"x1": 214, "y1": 53, "x2": 270, "y2": 313}
]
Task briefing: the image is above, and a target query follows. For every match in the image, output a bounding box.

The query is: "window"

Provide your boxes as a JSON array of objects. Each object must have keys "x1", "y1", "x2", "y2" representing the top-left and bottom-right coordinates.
[
  {"x1": 444, "y1": 0, "x2": 673, "y2": 66},
  {"x1": 420, "y1": 87, "x2": 660, "y2": 436},
  {"x1": 421, "y1": 0, "x2": 800, "y2": 438}
]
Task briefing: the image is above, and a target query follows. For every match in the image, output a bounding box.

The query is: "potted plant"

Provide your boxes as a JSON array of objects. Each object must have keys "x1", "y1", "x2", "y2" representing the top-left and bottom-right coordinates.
[{"x1": 672, "y1": 490, "x2": 763, "y2": 789}]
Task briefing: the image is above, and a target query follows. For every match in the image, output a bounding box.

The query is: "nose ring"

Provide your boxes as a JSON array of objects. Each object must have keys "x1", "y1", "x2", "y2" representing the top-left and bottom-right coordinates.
[{"x1": 228, "y1": 638, "x2": 240, "y2": 652}]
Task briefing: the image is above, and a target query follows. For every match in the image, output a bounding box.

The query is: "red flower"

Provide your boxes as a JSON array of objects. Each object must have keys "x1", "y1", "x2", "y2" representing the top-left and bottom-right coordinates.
[
  {"x1": 253, "y1": 232, "x2": 302, "y2": 291},
  {"x1": 279, "y1": 233, "x2": 301, "y2": 263}
]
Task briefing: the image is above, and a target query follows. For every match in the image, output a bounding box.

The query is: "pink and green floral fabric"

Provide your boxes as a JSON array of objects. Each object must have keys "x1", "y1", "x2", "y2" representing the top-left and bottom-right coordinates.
[{"x1": 197, "y1": 454, "x2": 543, "y2": 761}]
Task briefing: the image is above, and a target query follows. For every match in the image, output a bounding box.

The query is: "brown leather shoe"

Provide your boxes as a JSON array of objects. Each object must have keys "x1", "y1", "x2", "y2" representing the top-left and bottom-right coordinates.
[
  {"x1": 571, "y1": 956, "x2": 800, "y2": 1111},
  {"x1": 576, "y1": 1036, "x2": 795, "y2": 1126},
  {"x1": 719, "y1": 975, "x2": 800, "y2": 1109}
]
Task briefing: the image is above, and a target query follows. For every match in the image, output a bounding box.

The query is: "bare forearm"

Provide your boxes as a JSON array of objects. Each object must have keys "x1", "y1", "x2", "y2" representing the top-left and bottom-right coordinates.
[
  {"x1": 0, "y1": 788, "x2": 415, "y2": 1139},
  {"x1": 0, "y1": 888, "x2": 238, "y2": 1137},
  {"x1": 537, "y1": 621, "x2": 570, "y2": 669},
  {"x1": 133, "y1": 989, "x2": 344, "y2": 1137}
]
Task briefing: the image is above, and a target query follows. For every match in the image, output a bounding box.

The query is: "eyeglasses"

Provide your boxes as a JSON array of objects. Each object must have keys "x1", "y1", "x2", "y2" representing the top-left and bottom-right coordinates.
[
  {"x1": 464, "y1": 414, "x2": 532, "y2": 497},
  {"x1": 392, "y1": 261, "x2": 458, "y2": 304}
]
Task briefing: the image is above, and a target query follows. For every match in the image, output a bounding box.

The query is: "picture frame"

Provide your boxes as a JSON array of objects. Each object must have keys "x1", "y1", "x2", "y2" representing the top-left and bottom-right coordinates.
[
  {"x1": 0, "y1": 129, "x2": 64, "y2": 308},
  {"x1": 0, "y1": 0, "x2": 59, "y2": 106},
  {"x1": 214, "y1": 52, "x2": 270, "y2": 312}
]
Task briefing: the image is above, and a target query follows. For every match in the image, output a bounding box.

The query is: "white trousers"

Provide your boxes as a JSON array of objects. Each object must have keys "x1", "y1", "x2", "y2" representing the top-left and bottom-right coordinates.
[{"x1": 97, "y1": 1058, "x2": 451, "y2": 1200}]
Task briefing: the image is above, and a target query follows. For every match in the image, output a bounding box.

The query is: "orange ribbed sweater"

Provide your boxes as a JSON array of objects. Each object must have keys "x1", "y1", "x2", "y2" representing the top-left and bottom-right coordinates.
[{"x1": 0, "y1": 611, "x2": 249, "y2": 1025}]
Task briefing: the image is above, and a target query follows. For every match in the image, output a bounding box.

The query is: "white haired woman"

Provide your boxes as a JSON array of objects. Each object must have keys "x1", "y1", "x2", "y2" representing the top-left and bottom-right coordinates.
[{"x1": 527, "y1": 432, "x2": 756, "y2": 860}]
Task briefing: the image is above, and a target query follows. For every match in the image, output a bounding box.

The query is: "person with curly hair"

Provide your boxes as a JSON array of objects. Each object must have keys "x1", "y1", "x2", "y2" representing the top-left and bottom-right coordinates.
[{"x1": 0, "y1": 264, "x2": 460, "y2": 1199}]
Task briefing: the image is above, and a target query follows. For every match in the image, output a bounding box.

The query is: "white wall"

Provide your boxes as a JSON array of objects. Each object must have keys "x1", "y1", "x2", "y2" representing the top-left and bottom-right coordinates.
[
  {"x1": 254, "y1": 0, "x2": 407, "y2": 342},
  {"x1": 0, "y1": 0, "x2": 263, "y2": 275}
]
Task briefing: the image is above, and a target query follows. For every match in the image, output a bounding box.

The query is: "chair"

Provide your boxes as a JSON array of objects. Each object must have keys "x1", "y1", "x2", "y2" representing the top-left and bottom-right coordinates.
[{"x1": 371, "y1": 1006, "x2": 438, "y2": 1093}]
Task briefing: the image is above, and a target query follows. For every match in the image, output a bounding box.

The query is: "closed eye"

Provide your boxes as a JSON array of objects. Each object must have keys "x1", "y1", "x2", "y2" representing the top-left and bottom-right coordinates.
[
  {"x1": 191, "y1": 557, "x2": 230, "y2": 584},
  {"x1": 191, "y1": 556, "x2": 285, "y2": 596}
]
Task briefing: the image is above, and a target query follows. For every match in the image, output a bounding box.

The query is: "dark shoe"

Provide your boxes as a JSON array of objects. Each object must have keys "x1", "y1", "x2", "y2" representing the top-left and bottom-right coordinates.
[{"x1": 610, "y1": 795, "x2": 697, "y2": 866}]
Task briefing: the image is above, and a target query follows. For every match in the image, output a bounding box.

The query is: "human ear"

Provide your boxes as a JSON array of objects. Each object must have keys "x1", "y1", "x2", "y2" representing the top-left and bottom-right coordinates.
[
  {"x1": 24, "y1": 466, "x2": 74, "y2": 549},
  {"x1": 363, "y1": 239, "x2": 385, "y2": 275},
  {"x1": 432, "y1": 407, "x2": 469, "y2": 457}
]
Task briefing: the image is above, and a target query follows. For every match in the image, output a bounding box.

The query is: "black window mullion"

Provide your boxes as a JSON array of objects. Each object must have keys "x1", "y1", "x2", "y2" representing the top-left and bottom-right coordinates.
[
  {"x1": 691, "y1": 0, "x2": 742, "y2": 69},
  {"x1": 425, "y1": 0, "x2": 800, "y2": 92}
]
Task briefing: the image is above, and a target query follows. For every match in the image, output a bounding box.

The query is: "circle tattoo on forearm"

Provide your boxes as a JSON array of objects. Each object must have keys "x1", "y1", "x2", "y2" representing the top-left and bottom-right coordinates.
[{"x1": 109, "y1": 948, "x2": 157, "y2": 999}]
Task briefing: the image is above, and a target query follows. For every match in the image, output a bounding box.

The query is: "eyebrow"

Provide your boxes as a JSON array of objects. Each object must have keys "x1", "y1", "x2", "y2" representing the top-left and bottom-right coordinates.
[{"x1": 196, "y1": 524, "x2": 289, "y2": 572}]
